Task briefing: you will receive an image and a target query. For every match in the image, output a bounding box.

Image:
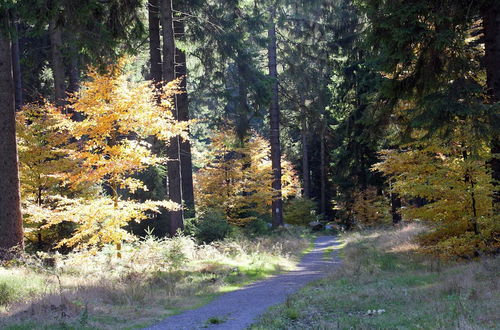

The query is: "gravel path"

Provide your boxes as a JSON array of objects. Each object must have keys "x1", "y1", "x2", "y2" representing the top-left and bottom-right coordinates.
[{"x1": 145, "y1": 236, "x2": 341, "y2": 330}]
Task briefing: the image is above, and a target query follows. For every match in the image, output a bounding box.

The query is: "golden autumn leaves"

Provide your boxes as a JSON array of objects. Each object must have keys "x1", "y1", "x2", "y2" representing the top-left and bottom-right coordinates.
[
  {"x1": 194, "y1": 130, "x2": 300, "y2": 226},
  {"x1": 17, "y1": 61, "x2": 187, "y2": 250},
  {"x1": 17, "y1": 61, "x2": 301, "y2": 251}
]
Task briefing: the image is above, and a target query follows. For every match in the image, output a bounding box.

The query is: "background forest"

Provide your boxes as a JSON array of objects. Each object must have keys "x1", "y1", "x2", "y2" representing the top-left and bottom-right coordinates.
[{"x1": 0, "y1": 0, "x2": 499, "y2": 328}]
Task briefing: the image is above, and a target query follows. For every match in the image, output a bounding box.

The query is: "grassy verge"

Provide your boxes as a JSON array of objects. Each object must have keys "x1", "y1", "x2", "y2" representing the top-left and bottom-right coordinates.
[
  {"x1": 0, "y1": 227, "x2": 312, "y2": 330},
  {"x1": 251, "y1": 224, "x2": 499, "y2": 329}
]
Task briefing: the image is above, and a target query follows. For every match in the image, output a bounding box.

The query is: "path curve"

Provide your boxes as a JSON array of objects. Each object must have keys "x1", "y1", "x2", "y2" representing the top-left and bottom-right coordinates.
[{"x1": 145, "y1": 236, "x2": 341, "y2": 330}]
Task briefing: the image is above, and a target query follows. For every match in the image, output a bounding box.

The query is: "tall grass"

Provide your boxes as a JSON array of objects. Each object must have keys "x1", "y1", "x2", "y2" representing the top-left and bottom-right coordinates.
[
  {"x1": 0, "y1": 227, "x2": 310, "y2": 329},
  {"x1": 252, "y1": 224, "x2": 499, "y2": 329}
]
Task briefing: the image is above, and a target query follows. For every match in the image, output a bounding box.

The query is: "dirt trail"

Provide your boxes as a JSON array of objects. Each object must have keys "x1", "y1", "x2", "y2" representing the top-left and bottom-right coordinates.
[{"x1": 145, "y1": 236, "x2": 341, "y2": 330}]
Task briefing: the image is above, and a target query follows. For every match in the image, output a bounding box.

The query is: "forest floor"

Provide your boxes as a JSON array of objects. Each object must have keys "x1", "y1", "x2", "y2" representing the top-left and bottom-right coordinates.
[
  {"x1": 251, "y1": 224, "x2": 500, "y2": 329},
  {"x1": 0, "y1": 228, "x2": 311, "y2": 330},
  {"x1": 144, "y1": 235, "x2": 341, "y2": 330}
]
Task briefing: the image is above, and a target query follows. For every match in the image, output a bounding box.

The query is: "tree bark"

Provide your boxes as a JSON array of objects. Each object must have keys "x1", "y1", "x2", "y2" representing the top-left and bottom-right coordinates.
[
  {"x1": 10, "y1": 12, "x2": 22, "y2": 110},
  {"x1": 390, "y1": 192, "x2": 402, "y2": 225},
  {"x1": 148, "y1": 0, "x2": 162, "y2": 84},
  {"x1": 0, "y1": 16, "x2": 24, "y2": 257},
  {"x1": 300, "y1": 107, "x2": 310, "y2": 199},
  {"x1": 161, "y1": 0, "x2": 183, "y2": 235},
  {"x1": 49, "y1": 19, "x2": 65, "y2": 106},
  {"x1": 174, "y1": 18, "x2": 195, "y2": 218},
  {"x1": 482, "y1": 2, "x2": 500, "y2": 210},
  {"x1": 67, "y1": 52, "x2": 79, "y2": 94},
  {"x1": 268, "y1": 8, "x2": 283, "y2": 228},
  {"x1": 320, "y1": 122, "x2": 327, "y2": 215}
]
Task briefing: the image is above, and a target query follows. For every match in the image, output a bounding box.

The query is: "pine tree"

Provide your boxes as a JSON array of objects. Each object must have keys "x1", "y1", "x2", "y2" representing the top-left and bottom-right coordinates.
[
  {"x1": 267, "y1": 5, "x2": 284, "y2": 227},
  {"x1": 160, "y1": 0, "x2": 184, "y2": 235},
  {"x1": 0, "y1": 10, "x2": 23, "y2": 257}
]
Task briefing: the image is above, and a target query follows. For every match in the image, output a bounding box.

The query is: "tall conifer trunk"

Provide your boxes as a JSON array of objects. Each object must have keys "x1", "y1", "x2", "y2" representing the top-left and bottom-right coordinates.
[
  {"x1": 149, "y1": 0, "x2": 162, "y2": 85},
  {"x1": 10, "y1": 12, "x2": 22, "y2": 110},
  {"x1": 268, "y1": 7, "x2": 283, "y2": 228},
  {"x1": 320, "y1": 123, "x2": 327, "y2": 215},
  {"x1": 482, "y1": 2, "x2": 500, "y2": 210},
  {"x1": 174, "y1": 17, "x2": 195, "y2": 218},
  {"x1": 161, "y1": 0, "x2": 183, "y2": 235},
  {"x1": 0, "y1": 15, "x2": 24, "y2": 257},
  {"x1": 301, "y1": 114, "x2": 310, "y2": 199},
  {"x1": 49, "y1": 19, "x2": 65, "y2": 106}
]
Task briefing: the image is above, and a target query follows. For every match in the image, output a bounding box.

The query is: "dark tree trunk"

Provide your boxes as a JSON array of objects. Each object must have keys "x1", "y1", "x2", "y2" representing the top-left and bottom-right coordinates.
[
  {"x1": 174, "y1": 18, "x2": 195, "y2": 218},
  {"x1": 49, "y1": 19, "x2": 65, "y2": 106},
  {"x1": 161, "y1": 0, "x2": 184, "y2": 235},
  {"x1": 10, "y1": 13, "x2": 22, "y2": 110},
  {"x1": 390, "y1": 192, "x2": 402, "y2": 224},
  {"x1": 482, "y1": 3, "x2": 500, "y2": 210},
  {"x1": 268, "y1": 9, "x2": 283, "y2": 228},
  {"x1": 67, "y1": 52, "x2": 79, "y2": 94},
  {"x1": 148, "y1": 0, "x2": 162, "y2": 84},
  {"x1": 320, "y1": 123, "x2": 327, "y2": 215},
  {"x1": 0, "y1": 17, "x2": 24, "y2": 257},
  {"x1": 301, "y1": 116, "x2": 310, "y2": 199}
]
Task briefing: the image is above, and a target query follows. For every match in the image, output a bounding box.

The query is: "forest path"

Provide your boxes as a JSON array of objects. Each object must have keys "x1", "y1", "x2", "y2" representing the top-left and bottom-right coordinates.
[{"x1": 145, "y1": 235, "x2": 341, "y2": 330}]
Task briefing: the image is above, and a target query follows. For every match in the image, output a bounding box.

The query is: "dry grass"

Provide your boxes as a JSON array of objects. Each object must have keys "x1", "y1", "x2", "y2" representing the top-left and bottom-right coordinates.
[
  {"x1": 0, "y1": 227, "x2": 310, "y2": 329},
  {"x1": 252, "y1": 223, "x2": 500, "y2": 329}
]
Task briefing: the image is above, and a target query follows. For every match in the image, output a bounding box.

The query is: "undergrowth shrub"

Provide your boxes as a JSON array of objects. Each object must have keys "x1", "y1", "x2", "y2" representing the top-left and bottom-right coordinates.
[
  {"x1": 243, "y1": 218, "x2": 270, "y2": 236},
  {"x1": 188, "y1": 212, "x2": 232, "y2": 244},
  {"x1": 283, "y1": 198, "x2": 317, "y2": 226}
]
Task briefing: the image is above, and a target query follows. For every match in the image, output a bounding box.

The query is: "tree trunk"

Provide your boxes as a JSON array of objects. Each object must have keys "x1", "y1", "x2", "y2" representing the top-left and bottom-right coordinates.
[
  {"x1": 49, "y1": 19, "x2": 65, "y2": 106},
  {"x1": 268, "y1": 9, "x2": 283, "y2": 228},
  {"x1": 320, "y1": 123, "x2": 327, "y2": 215},
  {"x1": 390, "y1": 192, "x2": 402, "y2": 225},
  {"x1": 300, "y1": 108, "x2": 310, "y2": 199},
  {"x1": 0, "y1": 17, "x2": 24, "y2": 258},
  {"x1": 482, "y1": 3, "x2": 500, "y2": 211},
  {"x1": 148, "y1": 0, "x2": 162, "y2": 84},
  {"x1": 10, "y1": 12, "x2": 22, "y2": 110},
  {"x1": 67, "y1": 52, "x2": 79, "y2": 94},
  {"x1": 174, "y1": 18, "x2": 195, "y2": 218},
  {"x1": 161, "y1": 0, "x2": 183, "y2": 235}
]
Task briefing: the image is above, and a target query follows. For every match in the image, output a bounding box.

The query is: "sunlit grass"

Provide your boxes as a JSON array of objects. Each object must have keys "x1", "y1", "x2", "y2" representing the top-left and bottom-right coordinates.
[
  {"x1": 0, "y1": 228, "x2": 312, "y2": 329},
  {"x1": 251, "y1": 224, "x2": 500, "y2": 329}
]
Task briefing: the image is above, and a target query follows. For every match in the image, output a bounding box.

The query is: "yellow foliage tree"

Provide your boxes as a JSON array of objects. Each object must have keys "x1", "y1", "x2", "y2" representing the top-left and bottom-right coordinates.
[
  {"x1": 195, "y1": 130, "x2": 300, "y2": 225},
  {"x1": 16, "y1": 102, "x2": 85, "y2": 248},
  {"x1": 373, "y1": 127, "x2": 499, "y2": 258}
]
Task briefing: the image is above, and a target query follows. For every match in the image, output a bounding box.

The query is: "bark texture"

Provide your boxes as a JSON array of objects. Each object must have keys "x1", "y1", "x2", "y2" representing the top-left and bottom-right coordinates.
[
  {"x1": 301, "y1": 111, "x2": 310, "y2": 199},
  {"x1": 148, "y1": 0, "x2": 162, "y2": 84},
  {"x1": 161, "y1": 0, "x2": 184, "y2": 235},
  {"x1": 390, "y1": 193, "x2": 402, "y2": 224},
  {"x1": 49, "y1": 19, "x2": 65, "y2": 106},
  {"x1": 268, "y1": 9, "x2": 284, "y2": 227},
  {"x1": 174, "y1": 19, "x2": 196, "y2": 217},
  {"x1": 320, "y1": 124, "x2": 327, "y2": 215},
  {"x1": 0, "y1": 19, "x2": 24, "y2": 256},
  {"x1": 10, "y1": 14, "x2": 22, "y2": 110},
  {"x1": 482, "y1": 2, "x2": 500, "y2": 209}
]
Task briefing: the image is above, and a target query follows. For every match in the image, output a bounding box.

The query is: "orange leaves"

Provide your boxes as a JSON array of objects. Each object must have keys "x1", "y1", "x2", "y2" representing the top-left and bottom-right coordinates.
[
  {"x1": 17, "y1": 59, "x2": 190, "y2": 250},
  {"x1": 195, "y1": 130, "x2": 300, "y2": 225},
  {"x1": 58, "y1": 61, "x2": 188, "y2": 192},
  {"x1": 372, "y1": 131, "x2": 497, "y2": 258}
]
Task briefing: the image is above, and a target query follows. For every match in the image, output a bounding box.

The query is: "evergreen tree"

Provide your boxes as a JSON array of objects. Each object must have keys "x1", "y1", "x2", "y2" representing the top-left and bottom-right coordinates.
[{"x1": 0, "y1": 8, "x2": 24, "y2": 257}]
